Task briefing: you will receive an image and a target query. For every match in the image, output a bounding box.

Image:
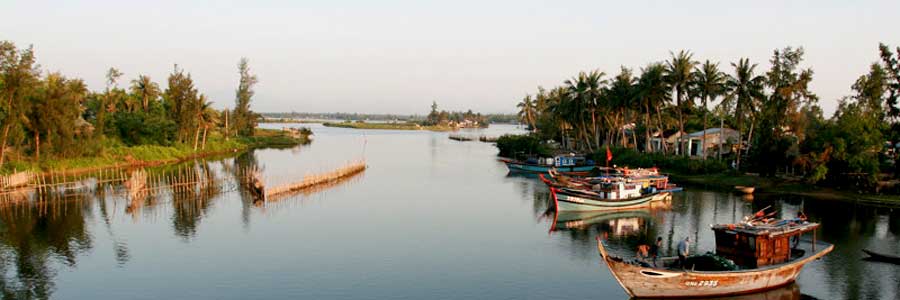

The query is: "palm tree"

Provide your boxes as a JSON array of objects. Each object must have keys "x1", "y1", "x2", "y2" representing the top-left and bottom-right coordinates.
[
  {"x1": 665, "y1": 50, "x2": 697, "y2": 156},
  {"x1": 723, "y1": 58, "x2": 766, "y2": 169},
  {"x1": 692, "y1": 60, "x2": 727, "y2": 159},
  {"x1": 516, "y1": 94, "x2": 537, "y2": 130},
  {"x1": 130, "y1": 75, "x2": 160, "y2": 112},
  {"x1": 545, "y1": 86, "x2": 573, "y2": 149},
  {"x1": 564, "y1": 70, "x2": 607, "y2": 151},
  {"x1": 608, "y1": 67, "x2": 638, "y2": 148},
  {"x1": 194, "y1": 94, "x2": 211, "y2": 151},
  {"x1": 637, "y1": 63, "x2": 671, "y2": 153}
]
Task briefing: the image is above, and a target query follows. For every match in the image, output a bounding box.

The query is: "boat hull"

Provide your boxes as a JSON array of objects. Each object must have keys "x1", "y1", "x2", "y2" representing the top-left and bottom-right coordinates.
[
  {"x1": 504, "y1": 161, "x2": 595, "y2": 174},
  {"x1": 596, "y1": 238, "x2": 833, "y2": 298},
  {"x1": 552, "y1": 188, "x2": 671, "y2": 212}
]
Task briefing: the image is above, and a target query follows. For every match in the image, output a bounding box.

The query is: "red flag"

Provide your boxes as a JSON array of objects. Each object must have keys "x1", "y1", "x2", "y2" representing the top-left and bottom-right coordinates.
[{"x1": 606, "y1": 146, "x2": 613, "y2": 162}]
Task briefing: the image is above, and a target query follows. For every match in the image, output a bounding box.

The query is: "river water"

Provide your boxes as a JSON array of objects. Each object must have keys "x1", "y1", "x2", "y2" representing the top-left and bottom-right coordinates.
[{"x1": 0, "y1": 124, "x2": 897, "y2": 300}]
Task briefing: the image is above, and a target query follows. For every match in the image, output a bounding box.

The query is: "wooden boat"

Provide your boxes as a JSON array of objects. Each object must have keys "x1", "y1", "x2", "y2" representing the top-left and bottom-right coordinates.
[
  {"x1": 596, "y1": 219, "x2": 832, "y2": 298},
  {"x1": 734, "y1": 185, "x2": 755, "y2": 194},
  {"x1": 501, "y1": 154, "x2": 596, "y2": 174},
  {"x1": 551, "y1": 187, "x2": 671, "y2": 212},
  {"x1": 862, "y1": 249, "x2": 900, "y2": 264}
]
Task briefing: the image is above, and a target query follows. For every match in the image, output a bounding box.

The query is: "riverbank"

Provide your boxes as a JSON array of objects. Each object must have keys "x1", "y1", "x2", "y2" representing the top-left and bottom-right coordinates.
[
  {"x1": 322, "y1": 121, "x2": 457, "y2": 131},
  {"x1": 259, "y1": 118, "x2": 325, "y2": 124},
  {"x1": 670, "y1": 173, "x2": 900, "y2": 205},
  {"x1": 1, "y1": 128, "x2": 310, "y2": 176}
]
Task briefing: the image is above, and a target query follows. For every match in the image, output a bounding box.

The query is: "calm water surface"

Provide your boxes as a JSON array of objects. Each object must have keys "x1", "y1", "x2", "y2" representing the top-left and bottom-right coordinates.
[{"x1": 1, "y1": 124, "x2": 898, "y2": 299}]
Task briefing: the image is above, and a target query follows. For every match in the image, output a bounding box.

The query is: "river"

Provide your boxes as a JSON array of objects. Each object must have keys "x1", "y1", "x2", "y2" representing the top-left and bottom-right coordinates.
[{"x1": 0, "y1": 124, "x2": 897, "y2": 299}]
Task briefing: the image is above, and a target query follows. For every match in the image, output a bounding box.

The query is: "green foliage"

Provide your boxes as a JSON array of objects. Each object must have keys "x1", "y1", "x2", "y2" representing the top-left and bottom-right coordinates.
[
  {"x1": 495, "y1": 134, "x2": 551, "y2": 158},
  {"x1": 0, "y1": 41, "x2": 267, "y2": 172},
  {"x1": 594, "y1": 147, "x2": 729, "y2": 175},
  {"x1": 232, "y1": 57, "x2": 258, "y2": 137},
  {"x1": 112, "y1": 110, "x2": 176, "y2": 146}
]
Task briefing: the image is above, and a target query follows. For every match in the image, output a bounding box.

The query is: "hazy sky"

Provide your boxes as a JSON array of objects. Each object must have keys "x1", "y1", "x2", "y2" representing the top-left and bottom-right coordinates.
[{"x1": 2, "y1": 0, "x2": 898, "y2": 115}]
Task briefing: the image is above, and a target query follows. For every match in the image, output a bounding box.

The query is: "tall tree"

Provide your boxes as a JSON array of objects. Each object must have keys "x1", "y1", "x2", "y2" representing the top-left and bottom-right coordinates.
[
  {"x1": 878, "y1": 43, "x2": 900, "y2": 119},
  {"x1": 516, "y1": 94, "x2": 537, "y2": 130},
  {"x1": 163, "y1": 65, "x2": 200, "y2": 143},
  {"x1": 130, "y1": 75, "x2": 160, "y2": 112},
  {"x1": 233, "y1": 57, "x2": 258, "y2": 137},
  {"x1": 564, "y1": 70, "x2": 606, "y2": 151},
  {"x1": 27, "y1": 73, "x2": 87, "y2": 160},
  {"x1": 0, "y1": 42, "x2": 39, "y2": 166},
  {"x1": 637, "y1": 63, "x2": 671, "y2": 153},
  {"x1": 723, "y1": 58, "x2": 766, "y2": 170},
  {"x1": 665, "y1": 50, "x2": 697, "y2": 156},
  {"x1": 756, "y1": 47, "x2": 817, "y2": 175},
  {"x1": 608, "y1": 67, "x2": 638, "y2": 148},
  {"x1": 692, "y1": 60, "x2": 727, "y2": 159}
]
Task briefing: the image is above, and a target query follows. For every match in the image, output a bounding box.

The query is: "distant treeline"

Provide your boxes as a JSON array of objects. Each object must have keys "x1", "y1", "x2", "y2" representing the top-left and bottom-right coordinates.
[
  {"x1": 261, "y1": 111, "x2": 518, "y2": 124},
  {"x1": 0, "y1": 41, "x2": 260, "y2": 170}
]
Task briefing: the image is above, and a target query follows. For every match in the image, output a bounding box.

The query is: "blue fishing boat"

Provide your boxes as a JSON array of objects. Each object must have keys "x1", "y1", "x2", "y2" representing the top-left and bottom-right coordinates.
[{"x1": 501, "y1": 154, "x2": 596, "y2": 174}]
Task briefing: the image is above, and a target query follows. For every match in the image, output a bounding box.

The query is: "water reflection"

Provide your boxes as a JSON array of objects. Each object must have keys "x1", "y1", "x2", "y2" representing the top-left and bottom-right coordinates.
[
  {"x1": 516, "y1": 174, "x2": 900, "y2": 300},
  {"x1": 0, "y1": 193, "x2": 92, "y2": 299}
]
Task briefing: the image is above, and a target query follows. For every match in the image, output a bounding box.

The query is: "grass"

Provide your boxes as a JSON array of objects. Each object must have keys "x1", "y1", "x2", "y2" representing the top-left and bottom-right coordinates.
[
  {"x1": 1, "y1": 128, "x2": 310, "y2": 175},
  {"x1": 322, "y1": 121, "x2": 456, "y2": 131}
]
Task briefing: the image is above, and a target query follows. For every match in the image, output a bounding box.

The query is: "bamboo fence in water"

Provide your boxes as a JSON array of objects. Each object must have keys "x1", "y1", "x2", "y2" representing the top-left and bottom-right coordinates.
[{"x1": 263, "y1": 160, "x2": 367, "y2": 200}]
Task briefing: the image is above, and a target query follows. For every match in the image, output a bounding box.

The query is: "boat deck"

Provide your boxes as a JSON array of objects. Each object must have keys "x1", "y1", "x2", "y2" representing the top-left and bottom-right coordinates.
[{"x1": 620, "y1": 239, "x2": 832, "y2": 273}]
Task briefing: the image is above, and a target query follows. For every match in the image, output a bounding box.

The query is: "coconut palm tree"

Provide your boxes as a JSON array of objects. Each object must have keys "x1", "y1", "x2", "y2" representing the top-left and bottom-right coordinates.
[
  {"x1": 516, "y1": 94, "x2": 537, "y2": 130},
  {"x1": 637, "y1": 63, "x2": 671, "y2": 153},
  {"x1": 692, "y1": 60, "x2": 727, "y2": 159},
  {"x1": 545, "y1": 86, "x2": 574, "y2": 149},
  {"x1": 723, "y1": 58, "x2": 766, "y2": 169},
  {"x1": 607, "y1": 67, "x2": 638, "y2": 148},
  {"x1": 130, "y1": 75, "x2": 160, "y2": 112},
  {"x1": 665, "y1": 50, "x2": 697, "y2": 156},
  {"x1": 194, "y1": 94, "x2": 212, "y2": 151},
  {"x1": 564, "y1": 70, "x2": 607, "y2": 151}
]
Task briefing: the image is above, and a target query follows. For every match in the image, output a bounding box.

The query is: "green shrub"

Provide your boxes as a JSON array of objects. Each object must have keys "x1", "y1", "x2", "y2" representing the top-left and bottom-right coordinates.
[
  {"x1": 495, "y1": 134, "x2": 551, "y2": 158},
  {"x1": 592, "y1": 147, "x2": 729, "y2": 175}
]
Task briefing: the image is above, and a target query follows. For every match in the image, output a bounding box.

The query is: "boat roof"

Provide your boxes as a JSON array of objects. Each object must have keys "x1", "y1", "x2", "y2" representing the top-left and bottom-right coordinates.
[{"x1": 712, "y1": 221, "x2": 819, "y2": 237}]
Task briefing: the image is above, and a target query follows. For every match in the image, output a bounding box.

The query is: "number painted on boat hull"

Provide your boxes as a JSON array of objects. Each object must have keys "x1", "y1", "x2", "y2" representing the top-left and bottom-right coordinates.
[{"x1": 684, "y1": 280, "x2": 719, "y2": 287}]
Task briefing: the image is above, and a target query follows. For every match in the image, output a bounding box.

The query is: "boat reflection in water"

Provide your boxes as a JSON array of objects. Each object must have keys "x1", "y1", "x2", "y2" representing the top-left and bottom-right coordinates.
[
  {"x1": 551, "y1": 210, "x2": 652, "y2": 235},
  {"x1": 639, "y1": 282, "x2": 810, "y2": 300}
]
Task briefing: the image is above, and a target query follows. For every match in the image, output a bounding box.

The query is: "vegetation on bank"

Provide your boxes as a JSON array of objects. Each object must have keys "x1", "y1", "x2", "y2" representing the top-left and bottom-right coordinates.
[
  {"x1": 322, "y1": 121, "x2": 455, "y2": 131},
  {"x1": 1, "y1": 128, "x2": 309, "y2": 174},
  {"x1": 510, "y1": 43, "x2": 900, "y2": 194},
  {"x1": 495, "y1": 134, "x2": 552, "y2": 158},
  {"x1": 0, "y1": 41, "x2": 290, "y2": 174}
]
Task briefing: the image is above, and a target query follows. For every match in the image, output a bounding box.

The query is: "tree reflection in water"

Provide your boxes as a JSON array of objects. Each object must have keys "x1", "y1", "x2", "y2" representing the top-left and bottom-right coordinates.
[{"x1": 0, "y1": 191, "x2": 92, "y2": 299}]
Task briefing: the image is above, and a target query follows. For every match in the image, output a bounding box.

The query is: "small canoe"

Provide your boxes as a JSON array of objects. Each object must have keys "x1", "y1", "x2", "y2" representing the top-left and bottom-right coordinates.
[
  {"x1": 734, "y1": 185, "x2": 755, "y2": 194},
  {"x1": 862, "y1": 249, "x2": 900, "y2": 264}
]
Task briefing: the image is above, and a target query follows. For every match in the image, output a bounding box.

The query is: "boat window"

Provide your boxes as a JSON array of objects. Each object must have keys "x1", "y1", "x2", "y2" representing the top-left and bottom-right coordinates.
[{"x1": 640, "y1": 271, "x2": 664, "y2": 277}]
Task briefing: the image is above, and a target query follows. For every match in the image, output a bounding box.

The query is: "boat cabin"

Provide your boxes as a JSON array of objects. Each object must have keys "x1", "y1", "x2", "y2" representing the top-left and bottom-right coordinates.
[
  {"x1": 590, "y1": 180, "x2": 642, "y2": 200},
  {"x1": 554, "y1": 154, "x2": 589, "y2": 167},
  {"x1": 711, "y1": 221, "x2": 819, "y2": 268}
]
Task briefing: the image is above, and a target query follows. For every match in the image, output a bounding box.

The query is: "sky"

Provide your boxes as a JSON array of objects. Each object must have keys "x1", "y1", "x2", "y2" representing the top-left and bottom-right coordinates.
[{"x1": 1, "y1": 0, "x2": 898, "y2": 115}]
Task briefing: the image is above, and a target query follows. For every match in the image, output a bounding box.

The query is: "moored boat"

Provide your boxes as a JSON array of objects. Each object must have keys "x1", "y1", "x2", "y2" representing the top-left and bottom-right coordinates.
[
  {"x1": 862, "y1": 249, "x2": 900, "y2": 264},
  {"x1": 596, "y1": 216, "x2": 833, "y2": 298},
  {"x1": 501, "y1": 154, "x2": 596, "y2": 174},
  {"x1": 551, "y1": 187, "x2": 671, "y2": 212}
]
